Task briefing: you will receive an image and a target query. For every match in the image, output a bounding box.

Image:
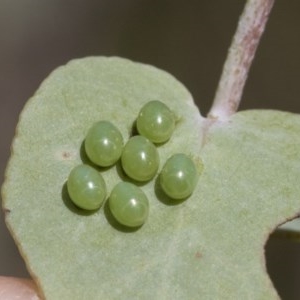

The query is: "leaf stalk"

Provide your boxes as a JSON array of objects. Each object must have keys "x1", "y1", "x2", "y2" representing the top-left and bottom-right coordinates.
[{"x1": 208, "y1": 0, "x2": 275, "y2": 120}]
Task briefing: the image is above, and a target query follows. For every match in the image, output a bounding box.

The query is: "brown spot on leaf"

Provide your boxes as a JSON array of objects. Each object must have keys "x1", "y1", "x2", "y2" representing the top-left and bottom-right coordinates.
[
  {"x1": 55, "y1": 148, "x2": 77, "y2": 161},
  {"x1": 62, "y1": 151, "x2": 71, "y2": 159},
  {"x1": 195, "y1": 251, "x2": 202, "y2": 259}
]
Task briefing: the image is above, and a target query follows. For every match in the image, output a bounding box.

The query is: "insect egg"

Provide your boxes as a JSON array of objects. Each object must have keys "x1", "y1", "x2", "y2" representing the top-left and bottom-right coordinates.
[
  {"x1": 67, "y1": 164, "x2": 106, "y2": 210},
  {"x1": 121, "y1": 135, "x2": 159, "y2": 182},
  {"x1": 136, "y1": 100, "x2": 175, "y2": 144},
  {"x1": 85, "y1": 121, "x2": 123, "y2": 167},
  {"x1": 160, "y1": 153, "x2": 200, "y2": 200},
  {"x1": 109, "y1": 182, "x2": 149, "y2": 227}
]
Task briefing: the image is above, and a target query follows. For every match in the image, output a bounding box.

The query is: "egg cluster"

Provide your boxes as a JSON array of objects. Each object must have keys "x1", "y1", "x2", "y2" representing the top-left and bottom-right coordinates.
[{"x1": 66, "y1": 100, "x2": 200, "y2": 228}]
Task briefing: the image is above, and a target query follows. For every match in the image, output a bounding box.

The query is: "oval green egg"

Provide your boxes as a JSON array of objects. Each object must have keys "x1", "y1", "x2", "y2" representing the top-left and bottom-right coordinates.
[
  {"x1": 160, "y1": 153, "x2": 200, "y2": 200},
  {"x1": 85, "y1": 120, "x2": 124, "y2": 167},
  {"x1": 109, "y1": 182, "x2": 149, "y2": 227},
  {"x1": 121, "y1": 135, "x2": 159, "y2": 181},
  {"x1": 67, "y1": 164, "x2": 106, "y2": 210},
  {"x1": 136, "y1": 100, "x2": 175, "y2": 144}
]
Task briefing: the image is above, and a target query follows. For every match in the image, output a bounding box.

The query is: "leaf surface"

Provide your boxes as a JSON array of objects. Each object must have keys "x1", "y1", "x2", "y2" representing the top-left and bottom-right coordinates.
[{"x1": 2, "y1": 57, "x2": 300, "y2": 299}]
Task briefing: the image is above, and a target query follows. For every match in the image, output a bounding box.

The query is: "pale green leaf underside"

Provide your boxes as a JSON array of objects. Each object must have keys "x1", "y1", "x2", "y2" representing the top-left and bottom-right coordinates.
[{"x1": 2, "y1": 57, "x2": 300, "y2": 299}]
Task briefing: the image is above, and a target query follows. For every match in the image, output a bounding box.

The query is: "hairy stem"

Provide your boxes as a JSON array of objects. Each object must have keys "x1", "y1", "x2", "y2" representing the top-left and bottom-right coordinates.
[{"x1": 208, "y1": 0, "x2": 275, "y2": 120}]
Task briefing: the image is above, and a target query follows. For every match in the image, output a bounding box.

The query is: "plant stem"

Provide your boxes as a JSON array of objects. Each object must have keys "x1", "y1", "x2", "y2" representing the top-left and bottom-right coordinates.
[{"x1": 208, "y1": 0, "x2": 275, "y2": 120}]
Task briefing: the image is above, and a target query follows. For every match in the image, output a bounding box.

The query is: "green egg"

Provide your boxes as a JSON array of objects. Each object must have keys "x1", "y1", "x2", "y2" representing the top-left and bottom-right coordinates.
[
  {"x1": 160, "y1": 153, "x2": 200, "y2": 200},
  {"x1": 109, "y1": 182, "x2": 149, "y2": 227},
  {"x1": 85, "y1": 121, "x2": 123, "y2": 167},
  {"x1": 67, "y1": 164, "x2": 106, "y2": 210},
  {"x1": 136, "y1": 100, "x2": 175, "y2": 144},
  {"x1": 121, "y1": 135, "x2": 159, "y2": 182}
]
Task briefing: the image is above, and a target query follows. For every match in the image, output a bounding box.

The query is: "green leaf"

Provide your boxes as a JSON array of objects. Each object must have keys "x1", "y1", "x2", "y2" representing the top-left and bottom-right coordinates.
[{"x1": 2, "y1": 57, "x2": 300, "y2": 299}]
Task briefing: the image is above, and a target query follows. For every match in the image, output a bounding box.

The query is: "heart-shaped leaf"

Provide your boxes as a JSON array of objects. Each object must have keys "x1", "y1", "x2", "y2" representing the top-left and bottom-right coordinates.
[{"x1": 2, "y1": 57, "x2": 300, "y2": 299}]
